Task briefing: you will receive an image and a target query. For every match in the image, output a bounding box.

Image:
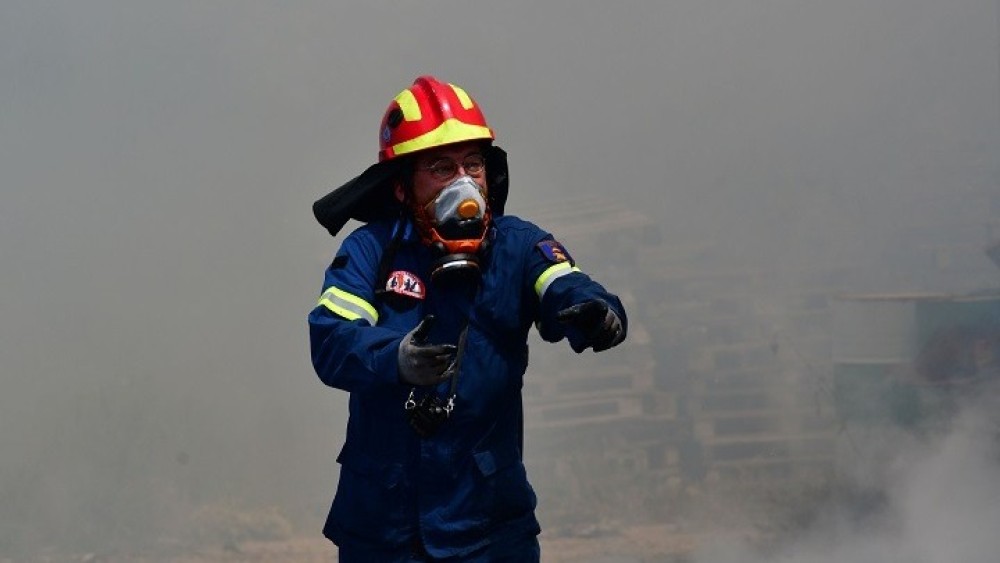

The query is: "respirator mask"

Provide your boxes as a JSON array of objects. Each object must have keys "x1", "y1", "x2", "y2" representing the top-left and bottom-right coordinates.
[{"x1": 418, "y1": 175, "x2": 490, "y2": 282}]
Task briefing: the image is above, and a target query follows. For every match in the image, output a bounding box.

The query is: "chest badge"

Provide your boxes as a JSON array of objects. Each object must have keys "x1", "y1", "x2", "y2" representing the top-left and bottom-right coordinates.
[{"x1": 385, "y1": 270, "x2": 426, "y2": 300}]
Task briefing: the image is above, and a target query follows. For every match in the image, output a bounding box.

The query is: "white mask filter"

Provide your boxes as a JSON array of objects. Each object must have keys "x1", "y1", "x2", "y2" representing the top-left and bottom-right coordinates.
[{"x1": 432, "y1": 176, "x2": 486, "y2": 226}]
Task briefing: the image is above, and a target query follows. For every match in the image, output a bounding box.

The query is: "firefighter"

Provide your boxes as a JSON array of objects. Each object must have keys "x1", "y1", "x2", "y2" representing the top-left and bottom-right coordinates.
[{"x1": 309, "y1": 75, "x2": 627, "y2": 562}]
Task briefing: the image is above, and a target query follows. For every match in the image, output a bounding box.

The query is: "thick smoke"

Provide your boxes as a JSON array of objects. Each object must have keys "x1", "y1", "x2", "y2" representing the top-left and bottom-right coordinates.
[
  {"x1": 694, "y1": 387, "x2": 1000, "y2": 563},
  {"x1": 2, "y1": 0, "x2": 1000, "y2": 559}
]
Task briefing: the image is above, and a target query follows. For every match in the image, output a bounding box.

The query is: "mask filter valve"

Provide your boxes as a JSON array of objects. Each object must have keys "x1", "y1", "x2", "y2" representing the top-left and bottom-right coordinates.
[{"x1": 425, "y1": 176, "x2": 489, "y2": 283}]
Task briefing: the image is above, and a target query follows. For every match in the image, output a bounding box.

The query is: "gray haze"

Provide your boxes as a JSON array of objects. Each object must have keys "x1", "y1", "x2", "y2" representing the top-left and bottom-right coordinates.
[
  {"x1": 3, "y1": 0, "x2": 1000, "y2": 558},
  {"x1": 692, "y1": 393, "x2": 1000, "y2": 563}
]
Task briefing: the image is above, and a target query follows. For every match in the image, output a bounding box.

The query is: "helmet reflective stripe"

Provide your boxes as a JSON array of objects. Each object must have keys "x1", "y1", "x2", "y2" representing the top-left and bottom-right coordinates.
[
  {"x1": 391, "y1": 118, "x2": 493, "y2": 158},
  {"x1": 534, "y1": 262, "x2": 582, "y2": 300},
  {"x1": 318, "y1": 286, "x2": 379, "y2": 325},
  {"x1": 394, "y1": 89, "x2": 422, "y2": 122},
  {"x1": 449, "y1": 84, "x2": 474, "y2": 110}
]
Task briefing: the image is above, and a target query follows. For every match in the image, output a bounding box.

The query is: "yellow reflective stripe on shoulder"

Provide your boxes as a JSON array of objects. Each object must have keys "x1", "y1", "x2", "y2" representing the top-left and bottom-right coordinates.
[
  {"x1": 534, "y1": 262, "x2": 582, "y2": 299},
  {"x1": 317, "y1": 286, "x2": 379, "y2": 325}
]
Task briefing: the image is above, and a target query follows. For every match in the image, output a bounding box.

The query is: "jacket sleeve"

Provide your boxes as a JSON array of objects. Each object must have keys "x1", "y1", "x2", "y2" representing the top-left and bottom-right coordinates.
[
  {"x1": 308, "y1": 229, "x2": 405, "y2": 393},
  {"x1": 527, "y1": 234, "x2": 628, "y2": 352}
]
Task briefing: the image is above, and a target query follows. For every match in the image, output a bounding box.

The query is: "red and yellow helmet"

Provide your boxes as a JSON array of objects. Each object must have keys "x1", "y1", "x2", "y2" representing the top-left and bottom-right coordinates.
[{"x1": 378, "y1": 76, "x2": 495, "y2": 161}]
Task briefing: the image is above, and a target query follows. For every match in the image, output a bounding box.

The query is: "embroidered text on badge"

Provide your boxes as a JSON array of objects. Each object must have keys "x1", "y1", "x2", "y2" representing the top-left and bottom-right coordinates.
[{"x1": 385, "y1": 271, "x2": 426, "y2": 300}]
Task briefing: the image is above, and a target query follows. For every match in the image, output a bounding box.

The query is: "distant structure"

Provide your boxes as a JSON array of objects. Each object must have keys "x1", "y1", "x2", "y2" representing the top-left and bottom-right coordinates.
[
  {"x1": 524, "y1": 184, "x2": 1000, "y2": 524},
  {"x1": 832, "y1": 292, "x2": 1000, "y2": 431},
  {"x1": 522, "y1": 196, "x2": 841, "y2": 500},
  {"x1": 522, "y1": 184, "x2": 1000, "y2": 507}
]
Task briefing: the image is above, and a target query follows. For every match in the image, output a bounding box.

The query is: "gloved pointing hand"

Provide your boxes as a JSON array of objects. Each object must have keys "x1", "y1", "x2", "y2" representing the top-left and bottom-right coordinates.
[
  {"x1": 556, "y1": 299, "x2": 625, "y2": 352},
  {"x1": 398, "y1": 315, "x2": 457, "y2": 386}
]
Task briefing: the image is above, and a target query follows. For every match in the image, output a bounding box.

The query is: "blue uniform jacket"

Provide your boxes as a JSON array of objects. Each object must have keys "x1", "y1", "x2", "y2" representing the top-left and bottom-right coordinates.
[{"x1": 308, "y1": 214, "x2": 627, "y2": 559}]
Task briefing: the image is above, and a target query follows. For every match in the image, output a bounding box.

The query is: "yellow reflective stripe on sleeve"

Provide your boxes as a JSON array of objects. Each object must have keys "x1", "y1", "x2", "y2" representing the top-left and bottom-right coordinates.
[
  {"x1": 534, "y1": 263, "x2": 582, "y2": 299},
  {"x1": 317, "y1": 286, "x2": 379, "y2": 325},
  {"x1": 391, "y1": 118, "x2": 493, "y2": 157}
]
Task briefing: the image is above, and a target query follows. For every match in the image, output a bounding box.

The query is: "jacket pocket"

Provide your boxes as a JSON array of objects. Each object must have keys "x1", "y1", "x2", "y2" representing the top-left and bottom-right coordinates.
[
  {"x1": 472, "y1": 447, "x2": 537, "y2": 523},
  {"x1": 331, "y1": 446, "x2": 411, "y2": 543}
]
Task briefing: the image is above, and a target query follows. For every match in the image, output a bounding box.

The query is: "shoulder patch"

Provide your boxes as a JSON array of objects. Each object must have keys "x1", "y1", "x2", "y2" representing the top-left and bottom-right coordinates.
[
  {"x1": 384, "y1": 270, "x2": 426, "y2": 300},
  {"x1": 536, "y1": 239, "x2": 573, "y2": 265},
  {"x1": 331, "y1": 255, "x2": 349, "y2": 269}
]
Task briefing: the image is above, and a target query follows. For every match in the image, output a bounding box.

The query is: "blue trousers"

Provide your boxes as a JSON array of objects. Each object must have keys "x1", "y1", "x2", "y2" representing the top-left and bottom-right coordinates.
[{"x1": 337, "y1": 534, "x2": 540, "y2": 562}]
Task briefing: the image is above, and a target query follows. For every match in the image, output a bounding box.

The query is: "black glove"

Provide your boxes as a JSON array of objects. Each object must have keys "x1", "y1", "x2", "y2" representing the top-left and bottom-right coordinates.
[
  {"x1": 556, "y1": 300, "x2": 625, "y2": 352},
  {"x1": 397, "y1": 315, "x2": 457, "y2": 386}
]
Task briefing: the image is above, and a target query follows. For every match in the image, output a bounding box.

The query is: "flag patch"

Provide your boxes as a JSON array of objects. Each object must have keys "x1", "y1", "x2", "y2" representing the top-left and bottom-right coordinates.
[{"x1": 536, "y1": 240, "x2": 573, "y2": 264}]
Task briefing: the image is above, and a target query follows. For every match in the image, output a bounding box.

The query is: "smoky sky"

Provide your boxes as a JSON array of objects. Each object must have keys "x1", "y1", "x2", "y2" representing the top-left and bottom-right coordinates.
[{"x1": 2, "y1": 0, "x2": 1000, "y2": 556}]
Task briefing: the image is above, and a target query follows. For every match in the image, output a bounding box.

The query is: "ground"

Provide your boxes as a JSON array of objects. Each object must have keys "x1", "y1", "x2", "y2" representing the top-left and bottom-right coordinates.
[{"x1": 15, "y1": 525, "x2": 704, "y2": 563}]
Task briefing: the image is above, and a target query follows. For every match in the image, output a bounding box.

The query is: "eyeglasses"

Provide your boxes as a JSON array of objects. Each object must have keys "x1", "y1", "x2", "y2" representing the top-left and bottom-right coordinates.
[{"x1": 418, "y1": 154, "x2": 486, "y2": 182}]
